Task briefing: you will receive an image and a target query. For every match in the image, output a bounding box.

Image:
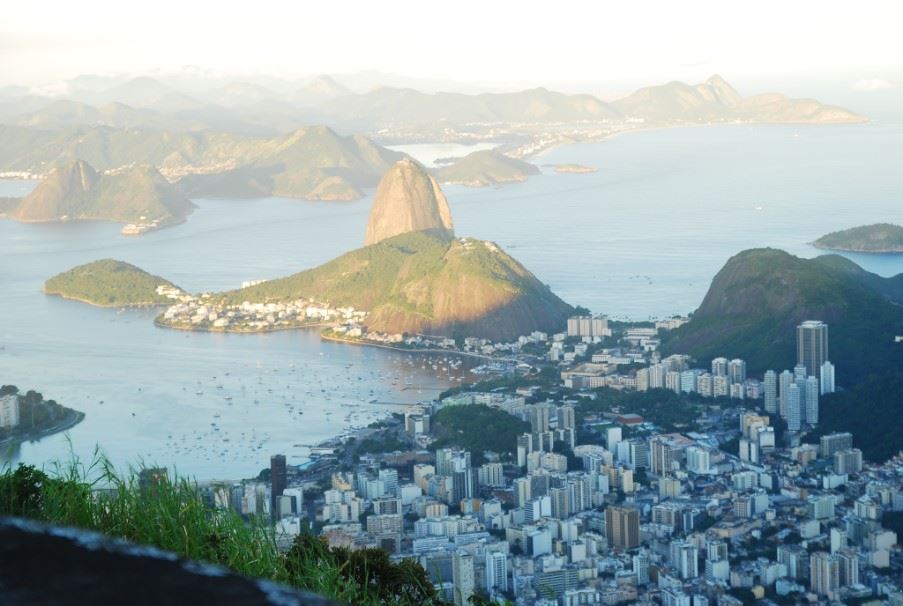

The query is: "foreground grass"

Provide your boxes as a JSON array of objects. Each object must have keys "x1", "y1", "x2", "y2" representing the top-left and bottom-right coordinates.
[{"x1": 0, "y1": 453, "x2": 442, "y2": 606}]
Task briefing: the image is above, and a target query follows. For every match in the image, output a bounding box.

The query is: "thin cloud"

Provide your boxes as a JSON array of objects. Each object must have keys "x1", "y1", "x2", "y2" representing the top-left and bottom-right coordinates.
[{"x1": 852, "y1": 78, "x2": 893, "y2": 91}]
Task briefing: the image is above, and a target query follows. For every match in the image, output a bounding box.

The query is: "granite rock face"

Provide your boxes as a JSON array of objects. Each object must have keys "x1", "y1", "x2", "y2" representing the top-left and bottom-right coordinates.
[
  {"x1": 364, "y1": 159, "x2": 454, "y2": 246},
  {"x1": 0, "y1": 517, "x2": 335, "y2": 606}
]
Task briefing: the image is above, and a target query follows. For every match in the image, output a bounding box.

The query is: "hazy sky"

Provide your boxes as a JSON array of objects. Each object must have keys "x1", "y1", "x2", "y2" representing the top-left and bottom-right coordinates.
[{"x1": 2, "y1": 0, "x2": 902, "y2": 95}]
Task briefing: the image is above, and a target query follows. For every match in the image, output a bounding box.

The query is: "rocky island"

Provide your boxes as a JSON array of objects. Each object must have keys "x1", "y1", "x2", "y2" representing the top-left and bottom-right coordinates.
[
  {"x1": 44, "y1": 259, "x2": 184, "y2": 307},
  {"x1": 9, "y1": 160, "x2": 193, "y2": 235},
  {"x1": 812, "y1": 223, "x2": 903, "y2": 253},
  {"x1": 434, "y1": 150, "x2": 540, "y2": 186}
]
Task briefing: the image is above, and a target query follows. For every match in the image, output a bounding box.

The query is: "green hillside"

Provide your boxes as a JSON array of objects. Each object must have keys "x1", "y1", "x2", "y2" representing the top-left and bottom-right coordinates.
[
  {"x1": 662, "y1": 248, "x2": 903, "y2": 385},
  {"x1": 45, "y1": 259, "x2": 179, "y2": 307},
  {"x1": 219, "y1": 230, "x2": 573, "y2": 341},
  {"x1": 813, "y1": 223, "x2": 903, "y2": 253},
  {"x1": 12, "y1": 160, "x2": 193, "y2": 225},
  {"x1": 435, "y1": 150, "x2": 540, "y2": 186}
]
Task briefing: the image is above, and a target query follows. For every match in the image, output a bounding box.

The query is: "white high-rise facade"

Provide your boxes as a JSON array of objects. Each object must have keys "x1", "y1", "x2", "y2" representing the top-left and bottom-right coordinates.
[
  {"x1": 484, "y1": 550, "x2": 508, "y2": 593},
  {"x1": 820, "y1": 361, "x2": 836, "y2": 395}
]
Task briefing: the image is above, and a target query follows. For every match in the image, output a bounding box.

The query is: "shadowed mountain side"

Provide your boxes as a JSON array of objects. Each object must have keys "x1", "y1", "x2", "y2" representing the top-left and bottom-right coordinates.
[
  {"x1": 218, "y1": 230, "x2": 572, "y2": 341},
  {"x1": 662, "y1": 248, "x2": 903, "y2": 384}
]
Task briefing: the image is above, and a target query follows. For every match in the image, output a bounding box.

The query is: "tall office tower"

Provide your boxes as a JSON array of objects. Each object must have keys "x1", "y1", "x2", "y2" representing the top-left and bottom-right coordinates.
[
  {"x1": 727, "y1": 359, "x2": 746, "y2": 385},
  {"x1": 605, "y1": 505, "x2": 640, "y2": 549},
  {"x1": 452, "y1": 550, "x2": 475, "y2": 606},
  {"x1": 820, "y1": 361, "x2": 836, "y2": 394},
  {"x1": 270, "y1": 454, "x2": 287, "y2": 520},
  {"x1": 805, "y1": 375, "x2": 819, "y2": 425},
  {"x1": 778, "y1": 370, "x2": 794, "y2": 419},
  {"x1": 485, "y1": 550, "x2": 508, "y2": 593},
  {"x1": 794, "y1": 364, "x2": 808, "y2": 380},
  {"x1": 711, "y1": 357, "x2": 729, "y2": 376},
  {"x1": 810, "y1": 551, "x2": 840, "y2": 597},
  {"x1": 787, "y1": 383, "x2": 802, "y2": 431},
  {"x1": 797, "y1": 320, "x2": 829, "y2": 379},
  {"x1": 763, "y1": 370, "x2": 777, "y2": 414}
]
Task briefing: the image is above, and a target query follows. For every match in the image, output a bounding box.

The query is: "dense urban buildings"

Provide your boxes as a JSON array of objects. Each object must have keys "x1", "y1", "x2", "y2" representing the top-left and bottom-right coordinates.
[{"x1": 218, "y1": 316, "x2": 903, "y2": 605}]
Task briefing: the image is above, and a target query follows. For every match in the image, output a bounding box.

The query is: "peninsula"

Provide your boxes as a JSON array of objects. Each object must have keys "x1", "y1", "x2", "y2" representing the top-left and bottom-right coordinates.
[
  {"x1": 812, "y1": 223, "x2": 903, "y2": 253},
  {"x1": 157, "y1": 160, "x2": 573, "y2": 341}
]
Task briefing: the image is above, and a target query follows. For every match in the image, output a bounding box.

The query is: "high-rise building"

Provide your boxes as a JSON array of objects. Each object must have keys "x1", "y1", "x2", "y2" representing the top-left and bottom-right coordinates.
[
  {"x1": 820, "y1": 361, "x2": 836, "y2": 394},
  {"x1": 728, "y1": 359, "x2": 746, "y2": 385},
  {"x1": 605, "y1": 506, "x2": 640, "y2": 549},
  {"x1": 530, "y1": 403, "x2": 553, "y2": 434},
  {"x1": 633, "y1": 552, "x2": 650, "y2": 585},
  {"x1": 665, "y1": 371, "x2": 681, "y2": 394},
  {"x1": 0, "y1": 394, "x2": 20, "y2": 429},
  {"x1": 557, "y1": 404, "x2": 576, "y2": 431},
  {"x1": 833, "y1": 448, "x2": 863, "y2": 475},
  {"x1": 711, "y1": 357, "x2": 729, "y2": 377},
  {"x1": 797, "y1": 320, "x2": 829, "y2": 379},
  {"x1": 485, "y1": 550, "x2": 508, "y2": 593},
  {"x1": 270, "y1": 454, "x2": 287, "y2": 520},
  {"x1": 516, "y1": 433, "x2": 533, "y2": 467},
  {"x1": 712, "y1": 375, "x2": 730, "y2": 398},
  {"x1": 763, "y1": 370, "x2": 777, "y2": 414},
  {"x1": 452, "y1": 550, "x2": 475, "y2": 606},
  {"x1": 805, "y1": 375, "x2": 819, "y2": 425},
  {"x1": 778, "y1": 369, "x2": 794, "y2": 419},
  {"x1": 820, "y1": 432, "x2": 853, "y2": 458},
  {"x1": 810, "y1": 551, "x2": 840, "y2": 597},
  {"x1": 670, "y1": 540, "x2": 699, "y2": 579},
  {"x1": 787, "y1": 383, "x2": 801, "y2": 431}
]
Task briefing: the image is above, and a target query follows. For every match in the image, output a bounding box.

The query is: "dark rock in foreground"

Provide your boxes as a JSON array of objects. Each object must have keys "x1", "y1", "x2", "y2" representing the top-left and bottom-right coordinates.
[{"x1": 0, "y1": 517, "x2": 335, "y2": 606}]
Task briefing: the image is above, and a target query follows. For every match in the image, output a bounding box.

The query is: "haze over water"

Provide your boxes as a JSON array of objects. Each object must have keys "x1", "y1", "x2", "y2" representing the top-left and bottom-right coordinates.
[{"x1": 2, "y1": 123, "x2": 901, "y2": 479}]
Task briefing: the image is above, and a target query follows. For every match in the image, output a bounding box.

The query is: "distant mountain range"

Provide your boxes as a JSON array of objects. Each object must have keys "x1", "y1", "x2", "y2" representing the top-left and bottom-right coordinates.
[
  {"x1": 0, "y1": 74, "x2": 864, "y2": 137},
  {"x1": 614, "y1": 75, "x2": 863, "y2": 124},
  {"x1": 9, "y1": 160, "x2": 193, "y2": 227},
  {"x1": 663, "y1": 248, "x2": 903, "y2": 385}
]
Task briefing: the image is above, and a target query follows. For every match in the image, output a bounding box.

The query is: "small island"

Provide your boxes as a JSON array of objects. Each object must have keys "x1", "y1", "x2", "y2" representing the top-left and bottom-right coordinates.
[
  {"x1": 812, "y1": 223, "x2": 903, "y2": 253},
  {"x1": 44, "y1": 259, "x2": 185, "y2": 307},
  {"x1": 0, "y1": 385, "x2": 84, "y2": 447},
  {"x1": 435, "y1": 150, "x2": 540, "y2": 187},
  {"x1": 554, "y1": 163, "x2": 597, "y2": 174}
]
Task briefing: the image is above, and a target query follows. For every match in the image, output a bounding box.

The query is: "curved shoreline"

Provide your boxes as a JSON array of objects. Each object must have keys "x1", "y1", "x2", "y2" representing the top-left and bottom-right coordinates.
[
  {"x1": 0, "y1": 411, "x2": 85, "y2": 449},
  {"x1": 153, "y1": 318, "x2": 331, "y2": 334},
  {"x1": 811, "y1": 243, "x2": 903, "y2": 254},
  {"x1": 44, "y1": 290, "x2": 170, "y2": 309},
  {"x1": 319, "y1": 332, "x2": 514, "y2": 362}
]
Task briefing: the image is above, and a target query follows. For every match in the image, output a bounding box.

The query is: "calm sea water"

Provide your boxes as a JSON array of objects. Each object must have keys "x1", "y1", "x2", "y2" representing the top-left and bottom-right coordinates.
[{"x1": 1, "y1": 123, "x2": 901, "y2": 478}]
